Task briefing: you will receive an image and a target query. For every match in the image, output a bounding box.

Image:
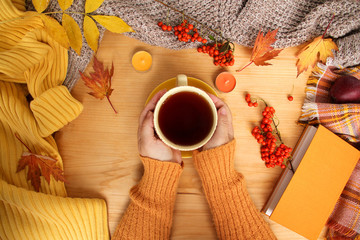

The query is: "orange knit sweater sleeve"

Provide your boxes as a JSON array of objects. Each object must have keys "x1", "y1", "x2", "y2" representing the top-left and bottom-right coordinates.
[
  {"x1": 193, "y1": 139, "x2": 277, "y2": 240},
  {"x1": 112, "y1": 157, "x2": 183, "y2": 240}
]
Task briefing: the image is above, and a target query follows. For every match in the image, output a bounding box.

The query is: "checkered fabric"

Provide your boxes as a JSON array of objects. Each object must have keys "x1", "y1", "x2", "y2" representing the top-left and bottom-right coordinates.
[{"x1": 299, "y1": 60, "x2": 360, "y2": 239}]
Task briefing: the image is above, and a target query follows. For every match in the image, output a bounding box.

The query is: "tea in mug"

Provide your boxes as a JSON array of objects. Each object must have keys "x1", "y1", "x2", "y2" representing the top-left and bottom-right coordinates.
[{"x1": 158, "y1": 91, "x2": 215, "y2": 146}]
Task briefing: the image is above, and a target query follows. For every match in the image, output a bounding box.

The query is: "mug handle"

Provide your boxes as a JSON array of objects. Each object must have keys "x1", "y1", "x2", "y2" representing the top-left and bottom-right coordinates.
[{"x1": 177, "y1": 74, "x2": 188, "y2": 86}]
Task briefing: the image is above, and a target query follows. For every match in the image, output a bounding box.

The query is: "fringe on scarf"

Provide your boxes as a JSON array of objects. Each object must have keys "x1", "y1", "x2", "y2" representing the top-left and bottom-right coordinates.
[{"x1": 327, "y1": 219, "x2": 358, "y2": 239}]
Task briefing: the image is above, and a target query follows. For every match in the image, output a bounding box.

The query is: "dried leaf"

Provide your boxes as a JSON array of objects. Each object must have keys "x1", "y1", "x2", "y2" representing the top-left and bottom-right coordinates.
[
  {"x1": 237, "y1": 29, "x2": 282, "y2": 72},
  {"x1": 83, "y1": 15, "x2": 99, "y2": 52},
  {"x1": 32, "y1": 0, "x2": 50, "y2": 13},
  {"x1": 296, "y1": 36, "x2": 338, "y2": 77},
  {"x1": 79, "y1": 57, "x2": 117, "y2": 113},
  {"x1": 92, "y1": 15, "x2": 134, "y2": 33},
  {"x1": 85, "y1": 0, "x2": 104, "y2": 13},
  {"x1": 253, "y1": 49, "x2": 282, "y2": 66},
  {"x1": 58, "y1": 0, "x2": 73, "y2": 10},
  {"x1": 251, "y1": 29, "x2": 282, "y2": 66},
  {"x1": 17, "y1": 152, "x2": 65, "y2": 192},
  {"x1": 62, "y1": 13, "x2": 82, "y2": 55},
  {"x1": 40, "y1": 14, "x2": 70, "y2": 49}
]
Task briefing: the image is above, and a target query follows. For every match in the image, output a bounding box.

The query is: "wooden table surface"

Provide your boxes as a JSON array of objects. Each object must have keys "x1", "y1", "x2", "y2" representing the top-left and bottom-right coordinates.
[{"x1": 55, "y1": 32, "x2": 326, "y2": 239}]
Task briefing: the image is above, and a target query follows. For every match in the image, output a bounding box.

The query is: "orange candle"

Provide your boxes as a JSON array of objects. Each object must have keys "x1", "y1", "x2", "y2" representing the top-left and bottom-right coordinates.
[
  {"x1": 132, "y1": 50, "x2": 152, "y2": 72},
  {"x1": 215, "y1": 72, "x2": 236, "y2": 92}
]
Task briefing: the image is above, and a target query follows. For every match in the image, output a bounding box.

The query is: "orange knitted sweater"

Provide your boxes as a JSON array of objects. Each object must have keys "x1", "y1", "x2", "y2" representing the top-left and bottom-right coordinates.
[{"x1": 112, "y1": 140, "x2": 276, "y2": 239}]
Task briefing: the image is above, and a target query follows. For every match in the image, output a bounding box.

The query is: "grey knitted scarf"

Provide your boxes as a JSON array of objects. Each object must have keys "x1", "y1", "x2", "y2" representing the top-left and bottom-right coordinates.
[{"x1": 26, "y1": 0, "x2": 360, "y2": 91}]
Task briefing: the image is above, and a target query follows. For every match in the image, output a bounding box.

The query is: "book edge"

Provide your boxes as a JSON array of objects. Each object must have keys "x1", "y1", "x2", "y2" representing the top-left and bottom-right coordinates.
[{"x1": 262, "y1": 124, "x2": 318, "y2": 215}]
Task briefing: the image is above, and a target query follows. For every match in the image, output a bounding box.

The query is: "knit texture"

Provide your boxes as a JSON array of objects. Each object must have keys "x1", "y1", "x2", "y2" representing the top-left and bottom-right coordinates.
[
  {"x1": 112, "y1": 156, "x2": 184, "y2": 239},
  {"x1": 1, "y1": 1, "x2": 109, "y2": 239},
  {"x1": 112, "y1": 141, "x2": 276, "y2": 239},
  {"x1": 193, "y1": 140, "x2": 276, "y2": 240},
  {"x1": 1, "y1": 179, "x2": 109, "y2": 240},
  {"x1": 26, "y1": 0, "x2": 360, "y2": 91}
]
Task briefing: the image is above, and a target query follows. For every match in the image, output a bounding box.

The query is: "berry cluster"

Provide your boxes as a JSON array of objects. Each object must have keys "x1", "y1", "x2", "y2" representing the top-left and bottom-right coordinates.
[
  {"x1": 158, "y1": 21, "x2": 172, "y2": 31},
  {"x1": 247, "y1": 94, "x2": 293, "y2": 169},
  {"x1": 197, "y1": 43, "x2": 235, "y2": 66},
  {"x1": 245, "y1": 93, "x2": 258, "y2": 107},
  {"x1": 158, "y1": 20, "x2": 207, "y2": 44},
  {"x1": 157, "y1": 19, "x2": 235, "y2": 67}
]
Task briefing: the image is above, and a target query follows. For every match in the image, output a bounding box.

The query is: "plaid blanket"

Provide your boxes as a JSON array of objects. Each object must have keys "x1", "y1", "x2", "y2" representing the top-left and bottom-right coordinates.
[{"x1": 299, "y1": 60, "x2": 360, "y2": 239}]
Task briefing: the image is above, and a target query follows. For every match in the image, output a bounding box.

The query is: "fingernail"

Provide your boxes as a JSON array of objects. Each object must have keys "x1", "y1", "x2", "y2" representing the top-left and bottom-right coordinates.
[{"x1": 220, "y1": 107, "x2": 227, "y2": 116}]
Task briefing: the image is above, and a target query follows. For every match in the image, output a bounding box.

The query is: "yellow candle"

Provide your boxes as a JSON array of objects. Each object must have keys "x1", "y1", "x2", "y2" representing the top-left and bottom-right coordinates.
[{"x1": 131, "y1": 51, "x2": 152, "y2": 72}]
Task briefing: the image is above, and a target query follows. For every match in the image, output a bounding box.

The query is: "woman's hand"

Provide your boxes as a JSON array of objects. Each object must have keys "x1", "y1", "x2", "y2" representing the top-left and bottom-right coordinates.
[
  {"x1": 138, "y1": 90, "x2": 182, "y2": 164},
  {"x1": 202, "y1": 94, "x2": 234, "y2": 150}
]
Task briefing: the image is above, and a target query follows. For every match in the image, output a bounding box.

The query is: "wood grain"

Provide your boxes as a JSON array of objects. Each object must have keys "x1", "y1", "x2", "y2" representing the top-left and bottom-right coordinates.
[{"x1": 55, "y1": 32, "x2": 325, "y2": 239}]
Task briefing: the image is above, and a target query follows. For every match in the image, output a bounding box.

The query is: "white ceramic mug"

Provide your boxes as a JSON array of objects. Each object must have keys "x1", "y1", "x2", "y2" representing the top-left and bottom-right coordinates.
[{"x1": 154, "y1": 74, "x2": 218, "y2": 151}]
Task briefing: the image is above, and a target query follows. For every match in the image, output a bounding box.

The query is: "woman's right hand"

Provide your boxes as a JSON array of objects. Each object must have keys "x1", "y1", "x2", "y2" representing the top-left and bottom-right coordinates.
[{"x1": 138, "y1": 90, "x2": 182, "y2": 164}]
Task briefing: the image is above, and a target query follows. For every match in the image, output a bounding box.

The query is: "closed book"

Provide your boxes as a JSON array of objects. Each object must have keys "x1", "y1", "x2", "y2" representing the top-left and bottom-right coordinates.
[{"x1": 262, "y1": 124, "x2": 360, "y2": 240}]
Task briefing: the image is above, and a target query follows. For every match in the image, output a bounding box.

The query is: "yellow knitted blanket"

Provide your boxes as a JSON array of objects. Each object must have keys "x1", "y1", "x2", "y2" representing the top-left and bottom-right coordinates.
[{"x1": 0, "y1": 0, "x2": 109, "y2": 239}]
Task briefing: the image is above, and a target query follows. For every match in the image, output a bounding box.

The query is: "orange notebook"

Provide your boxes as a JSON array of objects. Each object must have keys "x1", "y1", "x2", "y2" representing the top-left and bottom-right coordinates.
[{"x1": 262, "y1": 125, "x2": 360, "y2": 240}]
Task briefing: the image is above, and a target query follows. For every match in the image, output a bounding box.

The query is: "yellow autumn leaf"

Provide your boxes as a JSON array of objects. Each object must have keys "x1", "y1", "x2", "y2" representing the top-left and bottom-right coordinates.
[
  {"x1": 32, "y1": 0, "x2": 50, "y2": 13},
  {"x1": 40, "y1": 14, "x2": 70, "y2": 49},
  {"x1": 62, "y1": 13, "x2": 82, "y2": 55},
  {"x1": 83, "y1": 15, "x2": 99, "y2": 52},
  {"x1": 85, "y1": 0, "x2": 104, "y2": 13},
  {"x1": 92, "y1": 15, "x2": 134, "y2": 33},
  {"x1": 296, "y1": 36, "x2": 338, "y2": 77},
  {"x1": 58, "y1": 0, "x2": 73, "y2": 10}
]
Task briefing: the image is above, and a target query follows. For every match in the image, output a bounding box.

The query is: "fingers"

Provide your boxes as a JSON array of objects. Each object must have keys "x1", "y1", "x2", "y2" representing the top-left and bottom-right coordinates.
[
  {"x1": 139, "y1": 111, "x2": 155, "y2": 140},
  {"x1": 202, "y1": 95, "x2": 234, "y2": 150},
  {"x1": 139, "y1": 89, "x2": 167, "y2": 129},
  {"x1": 209, "y1": 94, "x2": 233, "y2": 125},
  {"x1": 217, "y1": 105, "x2": 234, "y2": 139},
  {"x1": 208, "y1": 93, "x2": 224, "y2": 109}
]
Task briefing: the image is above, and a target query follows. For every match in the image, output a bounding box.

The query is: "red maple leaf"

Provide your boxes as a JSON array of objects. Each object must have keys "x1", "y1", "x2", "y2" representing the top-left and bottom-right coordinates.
[
  {"x1": 16, "y1": 135, "x2": 65, "y2": 192},
  {"x1": 79, "y1": 56, "x2": 117, "y2": 113},
  {"x1": 237, "y1": 29, "x2": 282, "y2": 72}
]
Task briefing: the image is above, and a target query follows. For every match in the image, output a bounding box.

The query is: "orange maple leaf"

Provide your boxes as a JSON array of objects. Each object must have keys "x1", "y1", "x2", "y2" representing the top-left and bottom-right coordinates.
[
  {"x1": 295, "y1": 15, "x2": 338, "y2": 77},
  {"x1": 79, "y1": 56, "x2": 117, "y2": 113},
  {"x1": 237, "y1": 29, "x2": 283, "y2": 72},
  {"x1": 16, "y1": 135, "x2": 65, "y2": 192},
  {"x1": 17, "y1": 152, "x2": 66, "y2": 192}
]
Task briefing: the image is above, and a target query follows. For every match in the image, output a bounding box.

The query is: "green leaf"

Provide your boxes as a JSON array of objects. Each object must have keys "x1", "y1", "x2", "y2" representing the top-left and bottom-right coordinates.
[
  {"x1": 62, "y1": 13, "x2": 82, "y2": 55},
  {"x1": 219, "y1": 41, "x2": 229, "y2": 53},
  {"x1": 85, "y1": 0, "x2": 104, "y2": 13},
  {"x1": 58, "y1": 0, "x2": 73, "y2": 10},
  {"x1": 32, "y1": 0, "x2": 50, "y2": 13},
  {"x1": 83, "y1": 15, "x2": 99, "y2": 52},
  {"x1": 92, "y1": 15, "x2": 134, "y2": 33},
  {"x1": 208, "y1": 35, "x2": 215, "y2": 41}
]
